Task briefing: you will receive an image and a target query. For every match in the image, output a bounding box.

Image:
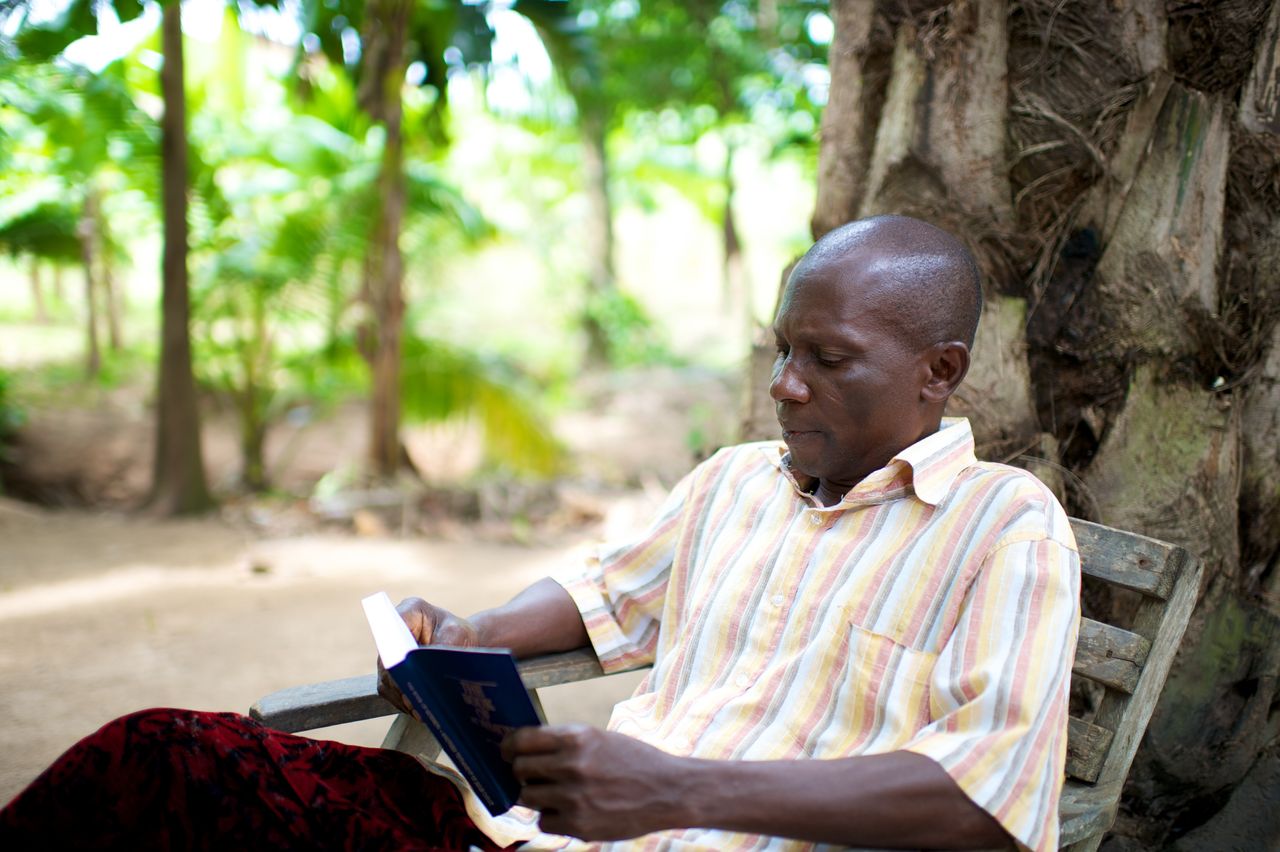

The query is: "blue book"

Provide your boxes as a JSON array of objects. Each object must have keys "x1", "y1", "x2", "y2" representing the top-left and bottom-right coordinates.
[{"x1": 362, "y1": 592, "x2": 543, "y2": 815}]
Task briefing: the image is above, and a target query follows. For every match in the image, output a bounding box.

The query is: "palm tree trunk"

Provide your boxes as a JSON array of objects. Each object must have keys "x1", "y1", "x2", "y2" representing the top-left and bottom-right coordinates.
[
  {"x1": 78, "y1": 190, "x2": 101, "y2": 378},
  {"x1": 721, "y1": 143, "x2": 751, "y2": 335},
  {"x1": 809, "y1": 1, "x2": 1280, "y2": 845},
  {"x1": 99, "y1": 213, "x2": 123, "y2": 350},
  {"x1": 360, "y1": 0, "x2": 409, "y2": 479},
  {"x1": 29, "y1": 257, "x2": 47, "y2": 324},
  {"x1": 149, "y1": 1, "x2": 212, "y2": 515},
  {"x1": 237, "y1": 295, "x2": 269, "y2": 492},
  {"x1": 580, "y1": 106, "x2": 615, "y2": 366}
]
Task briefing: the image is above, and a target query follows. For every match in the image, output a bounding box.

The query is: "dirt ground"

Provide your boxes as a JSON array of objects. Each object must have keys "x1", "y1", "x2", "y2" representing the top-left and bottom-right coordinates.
[{"x1": 0, "y1": 366, "x2": 739, "y2": 806}]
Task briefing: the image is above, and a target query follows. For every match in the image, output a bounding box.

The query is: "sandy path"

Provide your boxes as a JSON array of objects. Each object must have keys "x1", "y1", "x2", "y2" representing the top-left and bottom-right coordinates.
[{"x1": 0, "y1": 504, "x2": 645, "y2": 805}]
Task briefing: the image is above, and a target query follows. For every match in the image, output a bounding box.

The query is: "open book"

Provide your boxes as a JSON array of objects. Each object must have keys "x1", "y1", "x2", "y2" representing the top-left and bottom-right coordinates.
[{"x1": 362, "y1": 592, "x2": 543, "y2": 815}]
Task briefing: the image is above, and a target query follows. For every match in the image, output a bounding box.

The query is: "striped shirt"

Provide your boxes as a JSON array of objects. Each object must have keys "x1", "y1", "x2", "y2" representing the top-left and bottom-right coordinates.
[{"x1": 482, "y1": 418, "x2": 1078, "y2": 852}]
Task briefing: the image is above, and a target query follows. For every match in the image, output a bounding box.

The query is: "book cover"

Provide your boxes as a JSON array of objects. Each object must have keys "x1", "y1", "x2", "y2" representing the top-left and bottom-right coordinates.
[{"x1": 362, "y1": 592, "x2": 543, "y2": 815}]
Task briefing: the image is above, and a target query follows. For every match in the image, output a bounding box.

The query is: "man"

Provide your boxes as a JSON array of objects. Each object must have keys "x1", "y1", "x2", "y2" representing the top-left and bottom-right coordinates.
[
  {"x1": 385, "y1": 214, "x2": 1080, "y2": 851},
  {"x1": 0, "y1": 215, "x2": 1078, "y2": 852}
]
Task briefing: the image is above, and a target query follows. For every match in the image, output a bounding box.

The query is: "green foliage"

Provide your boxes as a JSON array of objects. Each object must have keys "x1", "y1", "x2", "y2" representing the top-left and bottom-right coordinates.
[
  {"x1": 292, "y1": 335, "x2": 564, "y2": 478},
  {"x1": 0, "y1": 198, "x2": 79, "y2": 262},
  {"x1": 399, "y1": 336, "x2": 563, "y2": 476},
  {"x1": 583, "y1": 288, "x2": 678, "y2": 369}
]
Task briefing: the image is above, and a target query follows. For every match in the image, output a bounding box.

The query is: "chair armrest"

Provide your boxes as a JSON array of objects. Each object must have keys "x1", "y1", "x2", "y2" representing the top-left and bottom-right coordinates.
[{"x1": 250, "y1": 647, "x2": 625, "y2": 734}]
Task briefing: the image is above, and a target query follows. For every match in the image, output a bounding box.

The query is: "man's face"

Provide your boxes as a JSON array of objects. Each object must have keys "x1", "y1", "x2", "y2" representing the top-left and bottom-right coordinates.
[{"x1": 770, "y1": 251, "x2": 933, "y2": 492}]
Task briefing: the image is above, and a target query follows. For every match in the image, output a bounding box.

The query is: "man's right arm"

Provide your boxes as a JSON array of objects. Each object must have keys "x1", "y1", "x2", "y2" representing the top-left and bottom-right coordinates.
[{"x1": 467, "y1": 576, "x2": 590, "y2": 657}]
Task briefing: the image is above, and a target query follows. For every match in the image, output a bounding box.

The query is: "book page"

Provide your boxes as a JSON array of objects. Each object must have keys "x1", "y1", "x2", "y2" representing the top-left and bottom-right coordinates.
[{"x1": 361, "y1": 591, "x2": 419, "y2": 668}]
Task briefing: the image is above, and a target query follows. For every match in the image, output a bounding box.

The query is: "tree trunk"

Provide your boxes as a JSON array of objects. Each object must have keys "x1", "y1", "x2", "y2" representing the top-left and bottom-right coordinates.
[
  {"x1": 580, "y1": 106, "x2": 615, "y2": 366},
  {"x1": 359, "y1": 0, "x2": 410, "y2": 480},
  {"x1": 803, "y1": 0, "x2": 1280, "y2": 846},
  {"x1": 721, "y1": 143, "x2": 751, "y2": 335},
  {"x1": 29, "y1": 258, "x2": 47, "y2": 324},
  {"x1": 238, "y1": 298, "x2": 270, "y2": 492},
  {"x1": 811, "y1": 0, "x2": 882, "y2": 239},
  {"x1": 148, "y1": 1, "x2": 212, "y2": 516},
  {"x1": 78, "y1": 189, "x2": 101, "y2": 378},
  {"x1": 99, "y1": 213, "x2": 123, "y2": 351},
  {"x1": 51, "y1": 263, "x2": 64, "y2": 303}
]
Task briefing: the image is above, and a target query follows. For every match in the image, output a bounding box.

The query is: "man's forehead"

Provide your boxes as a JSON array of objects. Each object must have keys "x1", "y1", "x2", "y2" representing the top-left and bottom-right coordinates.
[{"x1": 781, "y1": 251, "x2": 901, "y2": 312}]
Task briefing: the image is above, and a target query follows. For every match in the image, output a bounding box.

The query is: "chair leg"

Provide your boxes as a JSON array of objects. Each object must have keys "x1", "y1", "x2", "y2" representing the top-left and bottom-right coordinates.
[{"x1": 381, "y1": 713, "x2": 443, "y2": 763}]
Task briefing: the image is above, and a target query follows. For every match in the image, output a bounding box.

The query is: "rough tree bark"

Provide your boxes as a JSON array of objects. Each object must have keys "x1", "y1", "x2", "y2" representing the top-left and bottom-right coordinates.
[
  {"x1": 781, "y1": 0, "x2": 1280, "y2": 846},
  {"x1": 148, "y1": 1, "x2": 212, "y2": 515}
]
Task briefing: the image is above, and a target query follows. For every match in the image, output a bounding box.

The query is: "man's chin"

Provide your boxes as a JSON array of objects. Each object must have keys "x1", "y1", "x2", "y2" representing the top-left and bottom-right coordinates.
[{"x1": 781, "y1": 433, "x2": 822, "y2": 471}]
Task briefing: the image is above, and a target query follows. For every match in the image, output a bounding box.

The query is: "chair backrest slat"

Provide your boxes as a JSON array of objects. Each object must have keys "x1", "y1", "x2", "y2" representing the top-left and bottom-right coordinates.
[
  {"x1": 1061, "y1": 519, "x2": 1200, "y2": 792},
  {"x1": 1065, "y1": 716, "x2": 1115, "y2": 783},
  {"x1": 1071, "y1": 520, "x2": 1181, "y2": 599},
  {"x1": 1072, "y1": 617, "x2": 1152, "y2": 694}
]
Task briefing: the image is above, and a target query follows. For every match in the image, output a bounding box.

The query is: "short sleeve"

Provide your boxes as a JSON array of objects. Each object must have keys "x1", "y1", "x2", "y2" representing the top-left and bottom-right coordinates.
[
  {"x1": 903, "y1": 534, "x2": 1080, "y2": 852},
  {"x1": 553, "y1": 468, "x2": 697, "y2": 674}
]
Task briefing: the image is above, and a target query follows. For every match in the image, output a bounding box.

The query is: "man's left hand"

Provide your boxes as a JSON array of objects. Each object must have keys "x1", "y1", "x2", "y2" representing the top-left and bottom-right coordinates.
[{"x1": 503, "y1": 724, "x2": 694, "y2": 841}]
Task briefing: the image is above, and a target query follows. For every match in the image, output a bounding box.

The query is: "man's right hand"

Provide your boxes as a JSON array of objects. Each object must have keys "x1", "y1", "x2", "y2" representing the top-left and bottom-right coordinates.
[{"x1": 376, "y1": 596, "x2": 480, "y2": 716}]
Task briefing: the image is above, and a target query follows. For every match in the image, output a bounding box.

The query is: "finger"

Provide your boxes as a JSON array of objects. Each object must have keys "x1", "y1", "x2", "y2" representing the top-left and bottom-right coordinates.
[
  {"x1": 502, "y1": 725, "x2": 572, "y2": 759},
  {"x1": 395, "y1": 598, "x2": 436, "y2": 644},
  {"x1": 518, "y1": 782, "x2": 570, "y2": 812},
  {"x1": 510, "y1": 753, "x2": 576, "y2": 784}
]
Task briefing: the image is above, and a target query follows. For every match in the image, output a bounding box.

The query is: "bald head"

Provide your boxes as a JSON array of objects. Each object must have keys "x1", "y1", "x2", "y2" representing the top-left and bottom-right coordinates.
[{"x1": 790, "y1": 215, "x2": 983, "y2": 348}]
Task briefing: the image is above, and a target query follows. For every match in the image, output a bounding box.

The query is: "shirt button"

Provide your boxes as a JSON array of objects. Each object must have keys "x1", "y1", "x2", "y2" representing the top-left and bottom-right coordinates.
[
  {"x1": 809, "y1": 512, "x2": 822, "y2": 525},
  {"x1": 736, "y1": 673, "x2": 751, "y2": 688},
  {"x1": 771, "y1": 594, "x2": 785, "y2": 607}
]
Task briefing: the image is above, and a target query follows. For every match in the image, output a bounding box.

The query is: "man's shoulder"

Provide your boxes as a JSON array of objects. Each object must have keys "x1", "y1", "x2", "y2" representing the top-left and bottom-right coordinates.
[{"x1": 949, "y1": 460, "x2": 1077, "y2": 550}]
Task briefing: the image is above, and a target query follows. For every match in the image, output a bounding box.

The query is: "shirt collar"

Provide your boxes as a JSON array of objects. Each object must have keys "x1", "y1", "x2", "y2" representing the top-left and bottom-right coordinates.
[{"x1": 761, "y1": 417, "x2": 977, "y2": 508}]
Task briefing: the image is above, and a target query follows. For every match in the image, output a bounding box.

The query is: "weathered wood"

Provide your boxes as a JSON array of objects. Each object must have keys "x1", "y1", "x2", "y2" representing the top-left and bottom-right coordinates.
[
  {"x1": 1066, "y1": 716, "x2": 1115, "y2": 783},
  {"x1": 1092, "y1": 552, "x2": 1202, "y2": 790},
  {"x1": 251, "y1": 674, "x2": 390, "y2": 733},
  {"x1": 1059, "y1": 779, "x2": 1121, "y2": 848},
  {"x1": 381, "y1": 713, "x2": 442, "y2": 762},
  {"x1": 250, "y1": 649, "x2": 612, "y2": 734},
  {"x1": 1073, "y1": 618, "x2": 1151, "y2": 694},
  {"x1": 1068, "y1": 518, "x2": 1181, "y2": 599}
]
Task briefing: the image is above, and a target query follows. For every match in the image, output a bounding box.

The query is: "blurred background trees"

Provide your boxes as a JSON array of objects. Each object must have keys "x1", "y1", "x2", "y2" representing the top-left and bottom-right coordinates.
[{"x1": 0, "y1": 0, "x2": 826, "y2": 504}]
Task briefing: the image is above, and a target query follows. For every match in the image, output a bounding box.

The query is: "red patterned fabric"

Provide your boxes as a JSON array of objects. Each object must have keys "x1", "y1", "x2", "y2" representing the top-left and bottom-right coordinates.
[{"x1": 0, "y1": 708, "x2": 512, "y2": 852}]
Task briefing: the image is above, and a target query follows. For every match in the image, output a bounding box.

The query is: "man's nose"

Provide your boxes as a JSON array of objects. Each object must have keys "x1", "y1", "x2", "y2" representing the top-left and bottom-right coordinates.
[{"x1": 770, "y1": 353, "x2": 809, "y2": 403}]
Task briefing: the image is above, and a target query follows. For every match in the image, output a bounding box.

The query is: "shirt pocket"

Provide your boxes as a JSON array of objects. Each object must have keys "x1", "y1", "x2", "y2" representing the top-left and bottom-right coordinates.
[{"x1": 797, "y1": 619, "x2": 939, "y2": 757}]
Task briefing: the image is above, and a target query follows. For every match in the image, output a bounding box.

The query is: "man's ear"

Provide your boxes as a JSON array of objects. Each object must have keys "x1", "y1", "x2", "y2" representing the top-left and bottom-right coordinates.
[{"x1": 920, "y1": 341, "x2": 970, "y2": 403}]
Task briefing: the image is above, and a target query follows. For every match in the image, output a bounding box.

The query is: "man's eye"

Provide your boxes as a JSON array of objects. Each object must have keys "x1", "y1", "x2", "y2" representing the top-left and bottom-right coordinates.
[{"x1": 816, "y1": 353, "x2": 843, "y2": 366}]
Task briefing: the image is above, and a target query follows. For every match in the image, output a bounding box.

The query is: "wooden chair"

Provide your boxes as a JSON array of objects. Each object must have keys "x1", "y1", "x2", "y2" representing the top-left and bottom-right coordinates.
[{"x1": 251, "y1": 518, "x2": 1202, "y2": 851}]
